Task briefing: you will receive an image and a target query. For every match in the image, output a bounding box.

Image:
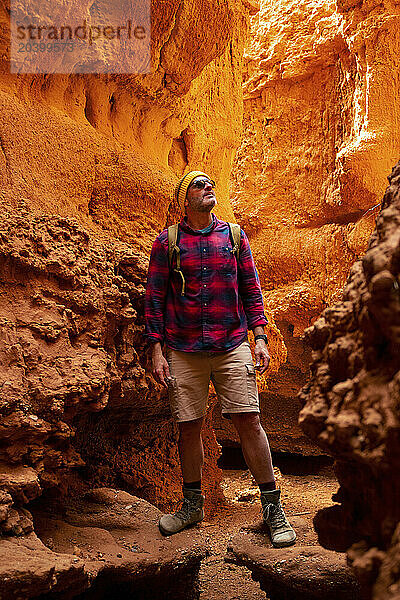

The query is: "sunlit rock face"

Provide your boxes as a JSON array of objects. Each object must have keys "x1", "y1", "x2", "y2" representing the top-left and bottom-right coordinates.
[
  {"x1": 0, "y1": 0, "x2": 249, "y2": 543},
  {"x1": 299, "y1": 161, "x2": 400, "y2": 599},
  {"x1": 0, "y1": 0, "x2": 247, "y2": 233},
  {"x1": 213, "y1": 0, "x2": 400, "y2": 454}
]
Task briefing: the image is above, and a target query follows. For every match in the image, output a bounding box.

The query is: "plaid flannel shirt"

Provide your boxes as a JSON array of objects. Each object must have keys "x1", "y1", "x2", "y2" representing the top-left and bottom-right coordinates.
[{"x1": 145, "y1": 214, "x2": 268, "y2": 352}]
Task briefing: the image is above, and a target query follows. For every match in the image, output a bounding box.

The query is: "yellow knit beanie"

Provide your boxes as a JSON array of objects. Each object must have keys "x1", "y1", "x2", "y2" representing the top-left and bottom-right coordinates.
[{"x1": 174, "y1": 171, "x2": 212, "y2": 207}]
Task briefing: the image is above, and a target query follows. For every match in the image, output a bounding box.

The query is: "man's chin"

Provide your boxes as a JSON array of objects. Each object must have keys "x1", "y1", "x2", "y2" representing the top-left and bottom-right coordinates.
[{"x1": 205, "y1": 197, "x2": 217, "y2": 208}]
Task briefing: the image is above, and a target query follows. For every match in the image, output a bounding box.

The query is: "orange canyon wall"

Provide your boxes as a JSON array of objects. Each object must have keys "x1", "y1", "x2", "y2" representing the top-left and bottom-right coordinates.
[
  {"x1": 214, "y1": 0, "x2": 400, "y2": 457},
  {"x1": 300, "y1": 162, "x2": 400, "y2": 600},
  {"x1": 0, "y1": 0, "x2": 250, "y2": 540},
  {"x1": 0, "y1": 0, "x2": 400, "y2": 597}
]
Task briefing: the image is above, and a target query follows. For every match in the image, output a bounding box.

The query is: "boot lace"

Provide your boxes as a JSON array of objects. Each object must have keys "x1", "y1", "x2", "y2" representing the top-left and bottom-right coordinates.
[
  {"x1": 174, "y1": 498, "x2": 192, "y2": 521},
  {"x1": 263, "y1": 503, "x2": 289, "y2": 530}
]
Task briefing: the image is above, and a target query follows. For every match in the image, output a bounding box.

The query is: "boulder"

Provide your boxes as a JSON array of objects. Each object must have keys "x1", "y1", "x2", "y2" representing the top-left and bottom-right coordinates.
[{"x1": 0, "y1": 487, "x2": 208, "y2": 600}]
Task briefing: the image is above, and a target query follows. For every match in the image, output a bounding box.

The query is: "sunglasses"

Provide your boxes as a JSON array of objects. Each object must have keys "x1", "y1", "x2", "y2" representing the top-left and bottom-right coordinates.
[{"x1": 189, "y1": 178, "x2": 216, "y2": 190}]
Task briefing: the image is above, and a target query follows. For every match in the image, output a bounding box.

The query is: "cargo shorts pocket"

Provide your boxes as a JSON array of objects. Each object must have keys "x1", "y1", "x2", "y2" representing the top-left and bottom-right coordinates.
[{"x1": 245, "y1": 364, "x2": 258, "y2": 406}]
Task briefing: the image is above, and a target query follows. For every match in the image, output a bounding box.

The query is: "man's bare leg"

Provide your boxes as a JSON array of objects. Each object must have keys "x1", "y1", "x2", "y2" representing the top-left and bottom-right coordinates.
[
  {"x1": 178, "y1": 417, "x2": 205, "y2": 484},
  {"x1": 230, "y1": 412, "x2": 296, "y2": 547},
  {"x1": 158, "y1": 417, "x2": 205, "y2": 536},
  {"x1": 230, "y1": 412, "x2": 275, "y2": 483}
]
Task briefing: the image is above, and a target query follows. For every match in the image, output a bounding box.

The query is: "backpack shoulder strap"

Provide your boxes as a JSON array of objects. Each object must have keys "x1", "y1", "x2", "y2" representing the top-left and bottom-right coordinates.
[
  {"x1": 167, "y1": 223, "x2": 179, "y2": 267},
  {"x1": 228, "y1": 222, "x2": 241, "y2": 260},
  {"x1": 167, "y1": 223, "x2": 186, "y2": 296}
]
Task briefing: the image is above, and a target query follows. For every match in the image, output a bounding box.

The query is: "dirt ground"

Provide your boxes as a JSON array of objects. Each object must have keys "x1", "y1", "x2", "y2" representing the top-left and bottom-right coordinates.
[{"x1": 197, "y1": 457, "x2": 338, "y2": 600}]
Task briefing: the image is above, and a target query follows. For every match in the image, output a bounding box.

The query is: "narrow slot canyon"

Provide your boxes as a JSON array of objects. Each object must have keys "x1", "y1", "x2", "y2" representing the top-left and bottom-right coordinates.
[{"x1": 1, "y1": 0, "x2": 400, "y2": 599}]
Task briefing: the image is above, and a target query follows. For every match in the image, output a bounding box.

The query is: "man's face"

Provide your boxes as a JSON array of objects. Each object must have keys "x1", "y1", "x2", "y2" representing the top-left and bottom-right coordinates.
[{"x1": 185, "y1": 176, "x2": 217, "y2": 213}]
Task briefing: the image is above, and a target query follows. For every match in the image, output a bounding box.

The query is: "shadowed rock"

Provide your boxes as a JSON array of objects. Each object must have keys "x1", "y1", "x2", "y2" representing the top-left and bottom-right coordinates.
[
  {"x1": 226, "y1": 519, "x2": 360, "y2": 600},
  {"x1": 299, "y1": 161, "x2": 400, "y2": 599},
  {"x1": 0, "y1": 487, "x2": 207, "y2": 600}
]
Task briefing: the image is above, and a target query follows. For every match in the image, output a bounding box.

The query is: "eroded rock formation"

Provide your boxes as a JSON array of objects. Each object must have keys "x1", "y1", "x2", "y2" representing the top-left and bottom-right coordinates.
[
  {"x1": 1, "y1": 487, "x2": 207, "y2": 600},
  {"x1": 299, "y1": 161, "x2": 400, "y2": 599},
  {"x1": 226, "y1": 509, "x2": 360, "y2": 600},
  {"x1": 1, "y1": 0, "x2": 400, "y2": 597},
  {"x1": 0, "y1": 0, "x2": 252, "y2": 595},
  {"x1": 215, "y1": 0, "x2": 400, "y2": 454},
  {"x1": 228, "y1": 538, "x2": 360, "y2": 600}
]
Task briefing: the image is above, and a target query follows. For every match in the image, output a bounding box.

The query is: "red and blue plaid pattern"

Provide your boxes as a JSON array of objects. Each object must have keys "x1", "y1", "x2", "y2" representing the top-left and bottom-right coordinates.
[{"x1": 145, "y1": 214, "x2": 268, "y2": 352}]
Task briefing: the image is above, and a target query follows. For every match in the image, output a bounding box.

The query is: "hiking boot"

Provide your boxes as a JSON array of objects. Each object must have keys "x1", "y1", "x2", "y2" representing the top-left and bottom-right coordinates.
[
  {"x1": 159, "y1": 488, "x2": 204, "y2": 536},
  {"x1": 261, "y1": 489, "x2": 296, "y2": 548}
]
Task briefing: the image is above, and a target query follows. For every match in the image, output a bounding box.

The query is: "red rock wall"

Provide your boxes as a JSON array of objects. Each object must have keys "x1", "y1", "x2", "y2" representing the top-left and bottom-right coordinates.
[
  {"x1": 0, "y1": 0, "x2": 249, "y2": 538},
  {"x1": 299, "y1": 161, "x2": 400, "y2": 600},
  {"x1": 2, "y1": 1, "x2": 400, "y2": 596},
  {"x1": 215, "y1": 0, "x2": 400, "y2": 455}
]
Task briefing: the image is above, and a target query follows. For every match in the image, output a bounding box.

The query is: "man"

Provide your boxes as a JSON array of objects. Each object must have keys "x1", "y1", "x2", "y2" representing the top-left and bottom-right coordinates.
[{"x1": 145, "y1": 170, "x2": 296, "y2": 547}]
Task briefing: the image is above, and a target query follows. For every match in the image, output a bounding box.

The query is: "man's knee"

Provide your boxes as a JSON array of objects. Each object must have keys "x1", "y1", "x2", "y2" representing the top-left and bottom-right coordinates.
[
  {"x1": 178, "y1": 417, "x2": 203, "y2": 440},
  {"x1": 230, "y1": 412, "x2": 262, "y2": 435}
]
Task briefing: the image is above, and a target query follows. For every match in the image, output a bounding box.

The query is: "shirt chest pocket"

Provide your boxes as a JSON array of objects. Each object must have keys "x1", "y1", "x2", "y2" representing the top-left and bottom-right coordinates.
[{"x1": 217, "y1": 245, "x2": 237, "y2": 278}]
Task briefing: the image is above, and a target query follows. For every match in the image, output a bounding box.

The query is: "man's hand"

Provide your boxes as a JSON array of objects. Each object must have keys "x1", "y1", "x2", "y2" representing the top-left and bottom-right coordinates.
[
  {"x1": 254, "y1": 340, "x2": 270, "y2": 374},
  {"x1": 151, "y1": 343, "x2": 171, "y2": 388}
]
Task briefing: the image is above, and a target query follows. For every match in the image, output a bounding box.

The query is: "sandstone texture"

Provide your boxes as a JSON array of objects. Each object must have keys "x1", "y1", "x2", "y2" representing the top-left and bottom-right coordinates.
[
  {"x1": 226, "y1": 517, "x2": 360, "y2": 600},
  {"x1": 0, "y1": 487, "x2": 207, "y2": 600},
  {"x1": 0, "y1": 0, "x2": 247, "y2": 228},
  {"x1": 215, "y1": 0, "x2": 400, "y2": 452},
  {"x1": 0, "y1": 0, "x2": 251, "y2": 592},
  {"x1": 299, "y1": 161, "x2": 400, "y2": 599},
  {"x1": 0, "y1": 207, "x2": 217, "y2": 524},
  {"x1": 1, "y1": 0, "x2": 400, "y2": 597}
]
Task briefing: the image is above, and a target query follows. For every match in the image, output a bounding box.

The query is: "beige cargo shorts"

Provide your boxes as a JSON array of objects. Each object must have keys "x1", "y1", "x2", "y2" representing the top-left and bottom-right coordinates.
[{"x1": 166, "y1": 341, "x2": 259, "y2": 422}]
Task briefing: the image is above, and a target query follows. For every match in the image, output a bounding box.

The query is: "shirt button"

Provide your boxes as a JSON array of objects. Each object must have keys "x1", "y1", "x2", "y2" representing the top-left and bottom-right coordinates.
[
  {"x1": 203, "y1": 284, "x2": 206, "y2": 287},
  {"x1": 203, "y1": 267, "x2": 206, "y2": 270},
  {"x1": 203, "y1": 248, "x2": 206, "y2": 252},
  {"x1": 204, "y1": 303, "x2": 207, "y2": 306}
]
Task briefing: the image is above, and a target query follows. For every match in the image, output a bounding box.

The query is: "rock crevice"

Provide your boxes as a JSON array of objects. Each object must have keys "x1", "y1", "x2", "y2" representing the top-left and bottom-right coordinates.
[{"x1": 299, "y1": 161, "x2": 400, "y2": 599}]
